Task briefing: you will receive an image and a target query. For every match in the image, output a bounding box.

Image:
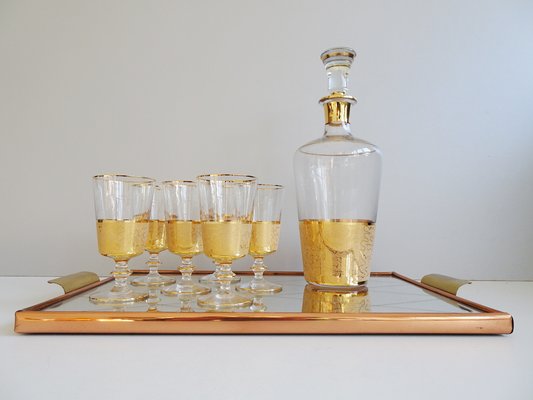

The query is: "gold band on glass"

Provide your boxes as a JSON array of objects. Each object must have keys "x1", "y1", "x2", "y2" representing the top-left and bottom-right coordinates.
[
  {"x1": 93, "y1": 174, "x2": 155, "y2": 184},
  {"x1": 197, "y1": 174, "x2": 257, "y2": 184},
  {"x1": 257, "y1": 184, "x2": 284, "y2": 190},
  {"x1": 162, "y1": 180, "x2": 196, "y2": 186}
]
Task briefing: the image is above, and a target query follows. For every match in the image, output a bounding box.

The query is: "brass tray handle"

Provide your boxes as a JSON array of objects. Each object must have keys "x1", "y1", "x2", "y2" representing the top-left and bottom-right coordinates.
[
  {"x1": 48, "y1": 271, "x2": 100, "y2": 294},
  {"x1": 421, "y1": 274, "x2": 471, "y2": 295}
]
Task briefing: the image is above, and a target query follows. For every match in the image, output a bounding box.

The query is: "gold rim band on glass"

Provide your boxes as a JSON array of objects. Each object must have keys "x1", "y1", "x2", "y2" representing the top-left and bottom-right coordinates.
[
  {"x1": 197, "y1": 174, "x2": 257, "y2": 183},
  {"x1": 93, "y1": 174, "x2": 155, "y2": 184},
  {"x1": 162, "y1": 180, "x2": 196, "y2": 185},
  {"x1": 257, "y1": 184, "x2": 284, "y2": 190}
]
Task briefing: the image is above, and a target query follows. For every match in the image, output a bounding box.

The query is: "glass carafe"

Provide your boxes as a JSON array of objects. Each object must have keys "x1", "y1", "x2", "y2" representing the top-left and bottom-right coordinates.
[{"x1": 293, "y1": 47, "x2": 382, "y2": 289}]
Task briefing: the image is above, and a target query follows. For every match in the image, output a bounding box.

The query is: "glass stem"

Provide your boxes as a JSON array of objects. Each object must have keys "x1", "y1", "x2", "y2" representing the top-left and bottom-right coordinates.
[
  {"x1": 216, "y1": 263, "x2": 234, "y2": 294},
  {"x1": 252, "y1": 257, "x2": 266, "y2": 281},
  {"x1": 180, "y1": 257, "x2": 194, "y2": 282},
  {"x1": 147, "y1": 253, "x2": 161, "y2": 276},
  {"x1": 214, "y1": 262, "x2": 222, "y2": 275},
  {"x1": 112, "y1": 261, "x2": 131, "y2": 293}
]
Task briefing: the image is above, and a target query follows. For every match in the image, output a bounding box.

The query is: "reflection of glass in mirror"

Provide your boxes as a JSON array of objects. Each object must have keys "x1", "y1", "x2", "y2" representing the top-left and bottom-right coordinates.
[
  {"x1": 162, "y1": 181, "x2": 210, "y2": 296},
  {"x1": 146, "y1": 288, "x2": 160, "y2": 312},
  {"x1": 111, "y1": 304, "x2": 127, "y2": 313},
  {"x1": 238, "y1": 184, "x2": 284, "y2": 294},
  {"x1": 90, "y1": 174, "x2": 155, "y2": 304},
  {"x1": 250, "y1": 296, "x2": 267, "y2": 312},
  {"x1": 178, "y1": 294, "x2": 194, "y2": 312},
  {"x1": 197, "y1": 174, "x2": 257, "y2": 309},
  {"x1": 302, "y1": 284, "x2": 369, "y2": 313},
  {"x1": 131, "y1": 185, "x2": 176, "y2": 287}
]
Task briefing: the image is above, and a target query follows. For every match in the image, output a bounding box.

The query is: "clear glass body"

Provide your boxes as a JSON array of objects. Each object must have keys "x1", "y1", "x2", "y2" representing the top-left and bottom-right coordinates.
[
  {"x1": 197, "y1": 174, "x2": 257, "y2": 309},
  {"x1": 238, "y1": 184, "x2": 284, "y2": 294},
  {"x1": 294, "y1": 48, "x2": 382, "y2": 289},
  {"x1": 90, "y1": 174, "x2": 155, "y2": 304},
  {"x1": 131, "y1": 185, "x2": 176, "y2": 287},
  {"x1": 161, "y1": 180, "x2": 210, "y2": 296}
]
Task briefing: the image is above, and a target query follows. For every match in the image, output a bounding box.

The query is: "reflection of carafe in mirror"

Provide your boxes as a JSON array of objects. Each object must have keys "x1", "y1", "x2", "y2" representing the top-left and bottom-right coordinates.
[{"x1": 302, "y1": 284, "x2": 370, "y2": 313}]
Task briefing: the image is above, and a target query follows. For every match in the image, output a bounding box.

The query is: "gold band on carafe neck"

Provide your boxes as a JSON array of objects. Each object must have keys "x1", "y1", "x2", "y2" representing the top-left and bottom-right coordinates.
[
  {"x1": 323, "y1": 100, "x2": 351, "y2": 125},
  {"x1": 320, "y1": 92, "x2": 356, "y2": 125}
]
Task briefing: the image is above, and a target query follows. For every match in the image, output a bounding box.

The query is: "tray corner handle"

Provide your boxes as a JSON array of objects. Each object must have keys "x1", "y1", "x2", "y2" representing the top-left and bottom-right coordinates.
[
  {"x1": 421, "y1": 273, "x2": 471, "y2": 295},
  {"x1": 48, "y1": 271, "x2": 100, "y2": 294}
]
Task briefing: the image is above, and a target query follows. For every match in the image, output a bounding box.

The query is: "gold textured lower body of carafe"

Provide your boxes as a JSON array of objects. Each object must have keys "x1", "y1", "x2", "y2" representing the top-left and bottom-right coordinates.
[{"x1": 299, "y1": 219, "x2": 375, "y2": 288}]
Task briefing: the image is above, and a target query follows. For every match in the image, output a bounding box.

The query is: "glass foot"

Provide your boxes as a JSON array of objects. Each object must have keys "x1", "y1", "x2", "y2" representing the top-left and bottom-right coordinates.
[
  {"x1": 161, "y1": 280, "x2": 211, "y2": 296},
  {"x1": 237, "y1": 278, "x2": 282, "y2": 294},
  {"x1": 199, "y1": 272, "x2": 241, "y2": 284},
  {"x1": 130, "y1": 274, "x2": 176, "y2": 287},
  {"x1": 89, "y1": 288, "x2": 148, "y2": 305},
  {"x1": 197, "y1": 290, "x2": 252, "y2": 310}
]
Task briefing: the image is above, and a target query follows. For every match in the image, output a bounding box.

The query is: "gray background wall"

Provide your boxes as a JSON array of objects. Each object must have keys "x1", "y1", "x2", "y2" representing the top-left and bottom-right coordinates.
[{"x1": 1, "y1": 0, "x2": 532, "y2": 279}]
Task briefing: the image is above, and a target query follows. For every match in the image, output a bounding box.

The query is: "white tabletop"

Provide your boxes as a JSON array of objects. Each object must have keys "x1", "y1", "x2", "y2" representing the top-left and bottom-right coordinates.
[{"x1": 1, "y1": 277, "x2": 532, "y2": 400}]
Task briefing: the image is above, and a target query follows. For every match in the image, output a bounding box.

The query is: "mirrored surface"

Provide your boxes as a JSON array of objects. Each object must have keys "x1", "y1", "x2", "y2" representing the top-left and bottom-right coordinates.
[{"x1": 42, "y1": 274, "x2": 483, "y2": 314}]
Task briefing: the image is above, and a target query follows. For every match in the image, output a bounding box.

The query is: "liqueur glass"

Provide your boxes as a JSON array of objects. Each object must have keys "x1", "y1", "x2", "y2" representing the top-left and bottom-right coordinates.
[
  {"x1": 90, "y1": 174, "x2": 155, "y2": 304},
  {"x1": 161, "y1": 180, "x2": 210, "y2": 296},
  {"x1": 131, "y1": 185, "x2": 176, "y2": 287},
  {"x1": 293, "y1": 47, "x2": 382, "y2": 289},
  {"x1": 197, "y1": 174, "x2": 257, "y2": 309},
  {"x1": 238, "y1": 184, "x2": 284, "y2": 294}
]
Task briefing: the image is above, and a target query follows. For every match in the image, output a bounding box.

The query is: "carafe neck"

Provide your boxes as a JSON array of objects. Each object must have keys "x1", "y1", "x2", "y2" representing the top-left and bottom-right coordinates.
[
  {"x1": 319, "y1": 48, "x2": 357, "y2": 136},
  {"x1": 324, "y1": 119, "x2": 352, "y2": 136},
  {"x1": 322, "y1": 98, "x2": 353, "y2": 127}
]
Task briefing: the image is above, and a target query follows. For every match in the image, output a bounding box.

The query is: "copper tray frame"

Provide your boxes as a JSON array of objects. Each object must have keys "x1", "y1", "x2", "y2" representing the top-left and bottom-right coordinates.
[{"x1": 14, "y1": 271, "x2": 513, "y2": 335}]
